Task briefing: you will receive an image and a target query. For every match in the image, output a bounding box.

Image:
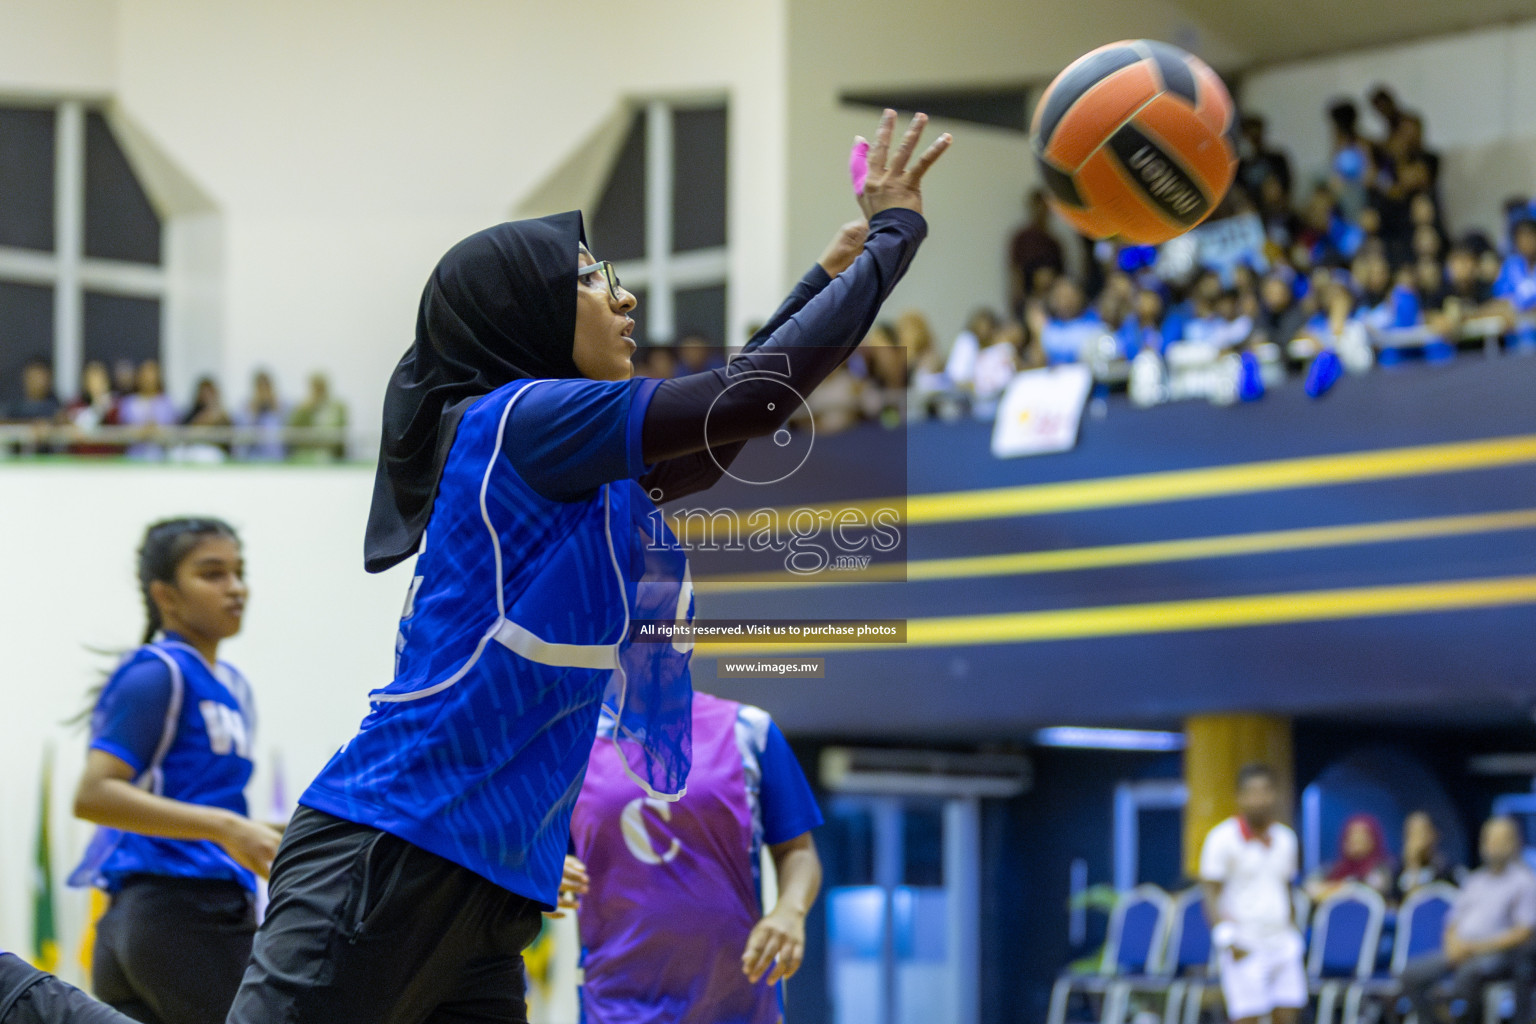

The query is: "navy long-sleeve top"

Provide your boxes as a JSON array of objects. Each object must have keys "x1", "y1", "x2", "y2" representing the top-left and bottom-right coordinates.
[{"x1": 502, "y1": 207, "x2": 927, "y2": 504}]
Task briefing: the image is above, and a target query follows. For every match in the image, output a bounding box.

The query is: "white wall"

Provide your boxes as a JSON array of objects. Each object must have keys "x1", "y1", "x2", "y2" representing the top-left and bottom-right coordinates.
[
  {"x1": 0, "y1": 463, "x2": 410, "y2": 978},
  {"x1": 0, "y1": 0, "x2": 115, "y2": 97},
  {"x1": 1241, "y1": 19, "x2": 1536, "y2": 239}
]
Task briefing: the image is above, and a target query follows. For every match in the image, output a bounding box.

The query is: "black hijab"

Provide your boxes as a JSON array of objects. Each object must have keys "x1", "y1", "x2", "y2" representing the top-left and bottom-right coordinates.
[{"x1": 364, "y1": 211, "x2": 587, "y2": 573}]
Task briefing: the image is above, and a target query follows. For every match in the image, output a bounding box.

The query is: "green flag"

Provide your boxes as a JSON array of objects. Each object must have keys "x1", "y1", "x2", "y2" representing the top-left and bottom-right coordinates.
[{"x1": 31, "y1": 744, "x2": 58, "y2": 973}]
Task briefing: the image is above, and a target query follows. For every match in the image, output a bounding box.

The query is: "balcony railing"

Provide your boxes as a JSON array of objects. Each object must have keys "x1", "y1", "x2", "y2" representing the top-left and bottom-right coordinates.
[{"x1": 0, "y1": 424, "x2": 353, "y2": 460}]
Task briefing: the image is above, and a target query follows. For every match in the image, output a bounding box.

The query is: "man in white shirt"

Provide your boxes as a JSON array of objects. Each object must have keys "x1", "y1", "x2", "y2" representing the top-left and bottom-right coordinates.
[{"x1": 1200, "y1": 764, "x2": 1307, "y2": 1024}]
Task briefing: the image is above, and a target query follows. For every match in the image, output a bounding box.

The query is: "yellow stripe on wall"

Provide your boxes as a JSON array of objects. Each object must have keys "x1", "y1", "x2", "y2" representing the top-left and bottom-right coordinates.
[
  {"x1": 673, "y1": 434, "x2": 1536, "y2": 546},
  {"x1": 904, "y1": 434, "x2": 1536, "y2": 524},
  {"x1": 697, "y1": 508, "x2": 1536, "y2": 591},
  {"x1": 701, "y1": 574, "x2": 1536, "y2": 656}
]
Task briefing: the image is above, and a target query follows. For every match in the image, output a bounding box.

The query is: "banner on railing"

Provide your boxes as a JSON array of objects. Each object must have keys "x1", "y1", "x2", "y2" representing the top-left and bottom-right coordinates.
[{"x1": 990, "y1": 364, "x2": 1093, "y2": 459}]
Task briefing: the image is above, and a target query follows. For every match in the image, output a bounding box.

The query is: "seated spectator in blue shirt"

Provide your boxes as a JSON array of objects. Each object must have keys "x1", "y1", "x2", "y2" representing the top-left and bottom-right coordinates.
[
  {"x1": 1182, "y1": 287, "x2": 1254, "y2": 351},
  {"x1": 1296, "y1": 277, "x2": 1366, "y2": 367},
  {"x1": 1299, "y1": 264, "x2": 1335, "y2": 311},
  {"x1": 1030, "y1": 277, "x2": 1107, "y2": 364},
  {"x1": 1493, "y1": 217, "x2": 1536, "y2": 348},
  {"x1": 1501, "y1": 198, "x2": 1536, "y2": 255},
  {"x1": 1117, "y1": 289, "x2": 1171, "y2": 358},
  {"x1": 1104, "y1": 273, "x2": 1176, "y2": 363},
  {"x1": 1400, "y1": 817, "x2": 1536, "y2": 1024},
  {"x1": 5, "y1": 358, "x2": 61, "y2": 423},
  {"x1": 1172, "y1": 270, "x2": 1247, "y2": 351},
  {"x1": 235, "y1": 369, "x2": 286, "y2": 461},
  {"x1": 1300, "y1": 186, "x2": 1365, "y2": 267},
  {"x1": 2, "y1": 358, "x2": 62, "y2": 454},
  {"x1": 117, "y1": 360, "x2": 181, "y2": 461},
  {"x1": 1161, "y1": 285, "x2": 1194, "y2": 350},
  {"x1": 1352, "y1": 250, "x2": 1434, "y2": 363},
  {"x1": 1502, "y1": 195, "x2": 1533, "y2": 236},
  {"x1": 1168, "y1": 270, "x2": 1222, "y2": 335}
]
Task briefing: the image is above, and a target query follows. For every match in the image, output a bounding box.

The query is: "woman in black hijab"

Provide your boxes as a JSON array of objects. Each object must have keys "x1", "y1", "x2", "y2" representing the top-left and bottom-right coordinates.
[{"x1": 0, "y1": 111, "x2": 948, "y2": 1024}]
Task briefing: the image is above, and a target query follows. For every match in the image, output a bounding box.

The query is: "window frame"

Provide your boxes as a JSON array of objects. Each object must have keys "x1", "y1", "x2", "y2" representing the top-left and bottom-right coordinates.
[
  {"x1": 0, "y1": 99, "x2": 165, "y2": 399},
  {"x1": 604, "y1": 98, "x2": 728, "y2": 346}
]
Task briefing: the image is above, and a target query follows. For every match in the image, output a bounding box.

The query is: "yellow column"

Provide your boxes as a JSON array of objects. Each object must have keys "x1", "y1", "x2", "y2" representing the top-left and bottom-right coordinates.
[{"x1": 1183, "y1": 714, "x2": 1294, "y2": 878}]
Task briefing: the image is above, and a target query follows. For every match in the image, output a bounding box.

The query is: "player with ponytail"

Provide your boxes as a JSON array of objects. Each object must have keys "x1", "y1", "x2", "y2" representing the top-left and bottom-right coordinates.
[{"x1": 63, "y1": 518, "x2": 281, "y2": 1024}]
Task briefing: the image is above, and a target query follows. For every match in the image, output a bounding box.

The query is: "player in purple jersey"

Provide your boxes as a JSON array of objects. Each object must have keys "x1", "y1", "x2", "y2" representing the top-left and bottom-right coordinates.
[
  {"x1": 69, "y1": 519, "x2": 281, "y2": 1024},
  {"x1": 0, "y1": 109, "x2": 948, "y2": 1024},
  {"x1": 568, "y1": 692, "x2": 824, "y2": 1024}
]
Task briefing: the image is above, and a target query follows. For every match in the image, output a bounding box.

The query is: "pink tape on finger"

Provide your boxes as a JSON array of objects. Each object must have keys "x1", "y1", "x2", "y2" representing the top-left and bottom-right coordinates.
[{"x1": 849, "y1": 138, "x2": 870, "y2": 197}]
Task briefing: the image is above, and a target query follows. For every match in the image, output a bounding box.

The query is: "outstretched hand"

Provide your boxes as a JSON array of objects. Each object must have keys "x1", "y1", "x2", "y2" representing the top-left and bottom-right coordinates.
[{"x1": 853, "y1": 109, "x2": 952, "y2": 219}]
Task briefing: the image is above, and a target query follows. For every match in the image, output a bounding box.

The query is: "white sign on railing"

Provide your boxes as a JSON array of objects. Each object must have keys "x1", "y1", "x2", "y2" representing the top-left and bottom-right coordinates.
[{"x1": 990, "y1": 364, "x2": 1094, "y2": 459}]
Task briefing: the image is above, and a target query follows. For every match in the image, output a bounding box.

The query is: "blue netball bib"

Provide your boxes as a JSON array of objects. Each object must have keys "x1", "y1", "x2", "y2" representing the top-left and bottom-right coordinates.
[
  {"x1": 303, "y1": 377, "x2": 694, "y2": 907},
  {"x1": 69, "y1": 637, "x2": 257, "y2": 892}
]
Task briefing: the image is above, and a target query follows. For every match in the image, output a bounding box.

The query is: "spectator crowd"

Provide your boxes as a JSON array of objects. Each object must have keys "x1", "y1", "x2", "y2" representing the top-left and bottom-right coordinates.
[
  {"x1": 0, "y1": 358, "x2": 348, "y2": 462},
  {"x1": 993, "y1": 84, "x2": 1536, "y2": 409}
]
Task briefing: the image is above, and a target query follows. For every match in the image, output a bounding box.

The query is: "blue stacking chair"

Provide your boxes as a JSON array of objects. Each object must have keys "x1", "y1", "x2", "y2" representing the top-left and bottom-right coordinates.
[
  {"x1": 1155, "y1": 888, "x2": 1217, "y2": 1024},
  {"x1": 1105, "y1": 887, "x2": 1210, "y2": 1024},
  {"x1": 1296, "y1": 889, "x2": 1314, "y2": 941},
  {"x1": 1308, "y1": 883, "x2": 1388, "y2": 1024},
  {"x1": 1049, "y1": 885, "x2": 1174, "y2": 1024},
  {"x1": 1340, "y1": 882, "x2": 1456, "y2": 1024}
]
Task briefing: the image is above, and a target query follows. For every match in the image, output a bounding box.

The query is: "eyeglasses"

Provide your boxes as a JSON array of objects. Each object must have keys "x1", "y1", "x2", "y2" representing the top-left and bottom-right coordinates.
[{"x1": 577, "y1": 260, "x2": 624, "y2": 303}]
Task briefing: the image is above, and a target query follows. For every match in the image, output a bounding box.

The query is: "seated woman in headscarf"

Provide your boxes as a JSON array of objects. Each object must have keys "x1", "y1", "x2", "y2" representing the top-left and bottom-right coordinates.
[
  {"x1": 0, "y1": 110, "x2": 950, "y2": 1024},
  {"x1": 1306, "y1": 813, "x2": 1396, "y2": 903}
]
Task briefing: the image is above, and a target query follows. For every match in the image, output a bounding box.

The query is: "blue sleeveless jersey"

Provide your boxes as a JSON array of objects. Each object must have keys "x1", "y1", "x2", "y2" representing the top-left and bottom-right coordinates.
[
  {"x1": 69, "y1": 637, "x2": 257, "y2": 893},
  {"x1": 303, "y1": 377, "x2": 696, "y2": 908}
]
